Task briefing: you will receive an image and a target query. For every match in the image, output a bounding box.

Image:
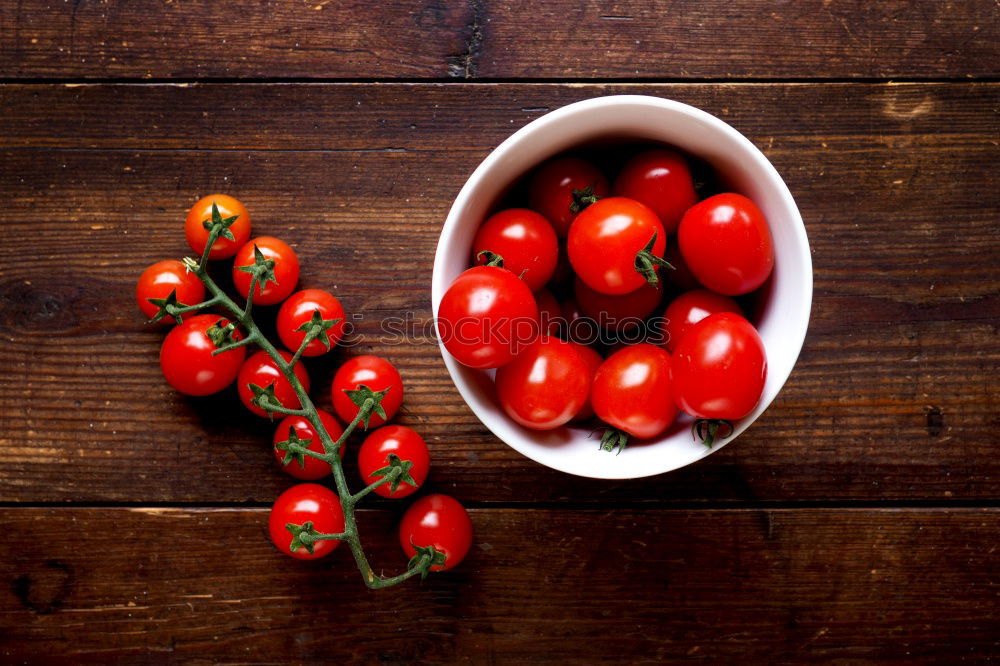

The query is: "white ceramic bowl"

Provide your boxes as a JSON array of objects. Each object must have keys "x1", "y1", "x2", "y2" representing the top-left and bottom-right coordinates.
[{"x1": 431, "y1": 95, "x2": 812, "y2": 479}]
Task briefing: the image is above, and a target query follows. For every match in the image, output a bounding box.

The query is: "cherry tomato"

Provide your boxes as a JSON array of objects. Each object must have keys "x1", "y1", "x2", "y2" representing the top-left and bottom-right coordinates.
[
  {"x1": 237, "y1": 350, "x2": 311, "y2": 418},
  {"x1": 276, "y1": 289, "x2": 346, "y2": 357},
  {"x1": 568, "y1": 197, "x2": 667, "y2": 295},
  {"x1": 331, "y1": 355, "x2": 403, "y2": 429},
  {"x1": 268, "y1": 483, "x2": 344, "y2": 560},
  {"x1": 528, "y1": 156, "x2": 610, "y2": 237},
  {"x1": 495, "y1": 337, "x2": 591, "y2": 430},
  {"x1": 357, "y1": 425, "x2": 430, "y2": 499},
  {"x1": 185, "y1": 194, "x2": 251, "y2": 260},
  {"x1": 534, "y1": 288, "x2": 562, "y2": 336},
  {"x1": 678, "y1": 193, "x2": 774, "y2": 296},
  {"x1": 473, "y1": 209, "x2": 558, "y2": 292},
  {"x1": 591, "y1": 344, "x2": 678, "y2": 439},
  {"x1": 273, "y1": 410, "x2": 344, "y2": 481},
  {"x1": 159, "y1": 314, "x2": 245, "y2": 396},
  {"x1": 437, "y1": 266, "x2": 539, "y2": 369},
  {"x1": 613, "y1": 149, "x2": 697, "y2": 234},
  {"x1": 568, "y1": 342, "x2": 604, "y2": 421},
  {"x1": 574, "y1": 276, "x2": 662, "y2": 332},
  {"x1": 663, "y1": 289, "x2": 742, "y2": 353},
  {"x1": 664, "y1": 239, "x2": 702, "y2": 291},
  {"x1": 670, "y1": 312, "x2": 767, "y2": 420},
  {"x1": 136, "y1": 259, "x2": 205, "y2": 321},
  {"x1": 231, "y1": 236, "x2": 300, "y2": 306},
  {"x1": 399, "y1": 494, "x2": 472, "y2": 571}
]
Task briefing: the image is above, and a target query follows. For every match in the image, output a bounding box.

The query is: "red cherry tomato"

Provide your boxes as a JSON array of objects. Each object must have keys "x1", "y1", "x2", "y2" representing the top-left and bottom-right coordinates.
[
  {"x1": 574, "y1": 276, "x2": 662, "y2": 332},
  {"x1": 357, "y1": 425, "x2": 430, "y2": 499},
  {"x1": 678, "y1": 193, "x2": 774, "y2": 296},
  {"x1": 472, "y1": 209, "x2": 558, "y2": 292},
  {"x1": 237, "y1": 350, "x2": 311, "y2": 418},
  {"x1": 185, "y1": 194, "x2": 251, "y2": 260},
  {"x1": 495, "y1": 337, "x2": 591, "y2": 430},
  {"x1": 528, "y1": 156, "x2": 610, "y2": 237},
  {"x1": 399, "y1": 494, "x2": 472, "y2": 571},
  {"x1": 534, "y1": 288, "x2": 562, "y2": 336},
  {"x1": 663, "y1": 289, "x2": 742, "y2": 353},
  {"x1": 568, "y1": 197, "x2": 667, "y2": 295},
  {"x1": 591, "y1": 343, "x2": 678, "y2": 439},
  {"x1": 231, "y1": 236, "x2": 300, "y2": 306},
  {"x1": 670, "y1": 312, "x2": 767, "y2": 420},
  {"x1": 568, "y1": 342, "x2": 604, "y2": 421},
  {"x1": 664, "y1": 239, "x2": 702, "y2": 291},
  {"x1": 613, "y1": 149, "x2": 697, "y2": 234},
  {"x1": 268, "y1": 483, "x2": 344, "y2": 560},
  {"x1": 136, "y1": 259, "x2": 205, "y2": 321},
  {"x1": 437, "y1": 266, "x2": 539, "y2": 369},
  {"x1": 159, "y1": 314, "x2": 245, "y2": 396},
  {"x1": 331, "y1": 355, "x2": 403, "y2": 429},
  {"x1": 272, "y1": 410, "x2": 344, "y2": 480},
  {"x1": 276, "y1": 289, "x2": 346, "y2": 357}
]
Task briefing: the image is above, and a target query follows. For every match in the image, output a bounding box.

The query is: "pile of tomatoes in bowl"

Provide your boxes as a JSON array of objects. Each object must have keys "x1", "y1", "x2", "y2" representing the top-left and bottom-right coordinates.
[{"x1": 437, "y1": 147, "x2": 774, "y2": 453}]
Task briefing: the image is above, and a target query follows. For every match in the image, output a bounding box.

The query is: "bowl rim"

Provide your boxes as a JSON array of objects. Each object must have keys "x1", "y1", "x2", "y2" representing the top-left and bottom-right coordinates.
[{"x1": 431, "y1": 94, "x2": 813, "y2": 479}]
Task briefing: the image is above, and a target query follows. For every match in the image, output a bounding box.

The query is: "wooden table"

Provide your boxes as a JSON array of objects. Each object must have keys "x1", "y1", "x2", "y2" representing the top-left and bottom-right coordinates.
[{"x1": 1, "y1": 2, "x2": 997, "y2": 662}]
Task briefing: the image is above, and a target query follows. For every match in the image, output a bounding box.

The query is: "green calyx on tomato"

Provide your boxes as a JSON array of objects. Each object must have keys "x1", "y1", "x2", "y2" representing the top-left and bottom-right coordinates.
[
  {"x1": 598, "y1": 427, "x2": 630, "y2": 455},
  {"x1": 569, "y1": 182, "x2": 602, "y2": 214},
  {"x1": 343, "y1": 384, "x2": 390, "y2": 429},
  {"x1": 407, "y1": 543, "x2": 448, "y2": 579},
  {"x1": 247, "y1": 382, "x2": 285, "y2": 417},
  {"x1": 475, "y1": 250, "x2": 505, "y2": 267},
  {"x1": 295, "y1": 309, "x2": 342, "y2": 352},
  {"x1": 202, "y1": 201, "x2": 241, "y2": 240},
  {"x1": 205, "y1": 318, "x2": 241, "y2": 349},
  {"x1": 274, "y1": 427, "x2": 315, "y2": 467},
  {"x1": 370, "y1": 453, "x2": 418, "y2": 494},
  {"x1": 236, "y1": 244, "x2": 278, "y2": 290},
  {"x1": 692, "y1": 419, "x2": 735, "y2": 448},
  {"x1": 633, "y1": 232, "x2": 675, "y2": 287},
  {"x1": 146, "y1": 289, "x2": 186, "y2": 325}
]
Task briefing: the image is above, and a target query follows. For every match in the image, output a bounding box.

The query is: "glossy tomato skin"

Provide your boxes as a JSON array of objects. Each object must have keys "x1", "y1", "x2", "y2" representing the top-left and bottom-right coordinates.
[
  {"x1": 268, "y1": 483, "x2": 344, "y2": 560},
  {"x1": 159, "y1": 314, "x2": 245, "y2": 396},
  {"x1": 678, "y1": 193, "x2": 774, "y2": 296},
  {"x1": 399, "y1": 494, "x2": 472, "y2": 571},
  {"x1": 437, "y1": 266, "x2": 539, "y2": 369},
  {"x1": 574, "y1": 276, "x2": 662, "y2": 332},
  {"x1": 185, "y1": 194, "x2": 251, "y2": 260},
  {"x1": 357, "y1": 425, "x2": 430, "y2": 498},
  {"x1": 136, "y1": 259, "x2": 205, "y2": 321},
  {"x1": 232, "y1": 236, "x2": 300, "y2": 306},
  {"x1": 494, "y1": 336, "x2": 591, "y2": 430},
  {"x1": 238, "y1": 350, "x2": 311, "y2": 418},
  {"x1": 528, "y1": 156, "x2": 610, "y2": 237},
  {"x1": 473, "y1": 209, "x2": 558, "y2": 291},
  {"x1": 591, "y1": 343, "x2": 678, "y2": 439},
  {"x1": 670, "y1": 312, "x2": 767, "y2": 420},
  {"x1": 534, "y1": 288, "x2": 562, "y2": 336},
  {"x1": 663, "y1": 289, "x2": 742, "y2": 353},
  {"x1": 613, "y1": 149, "x2": 697, "y2": 234},
  {"x1": 331, "y1": 355, "x2": 403, "y2": 429},
  {"x1": 273, "y1": 410, "x2": 344, "y2": 480},
  {"x1": 568, "y1": 342, "x2": 604, "y2": 421},
  {"x1": 568, "y1": 197, "x2": 667, "y2": 295},
  {"x1": 276, "y1": 289, "x2": 346, "y2": 357}
]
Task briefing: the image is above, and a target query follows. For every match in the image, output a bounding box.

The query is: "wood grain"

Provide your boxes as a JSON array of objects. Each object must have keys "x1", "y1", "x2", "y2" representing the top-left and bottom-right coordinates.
[
  {"x1": 0, "y1": 1, "x2": 996, "y2": 80},
  {"x1": 0, "y1": 507, "x2": 996, "y2": 662},
  {"x1": 0, "y1": 82, "x2": 997, "y2": 504}
]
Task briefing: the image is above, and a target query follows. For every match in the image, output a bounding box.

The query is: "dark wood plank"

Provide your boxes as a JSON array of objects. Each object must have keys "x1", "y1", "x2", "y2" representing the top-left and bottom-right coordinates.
[
  {"x1": 0, "y1": 1, "x2": 996, "y2": 80},
  {"x1": 0, "y1": 83, "x2": 997, "y2": 503},
  {"x1": 0, "y1": 507, "x2": 996, "y2": 662}
]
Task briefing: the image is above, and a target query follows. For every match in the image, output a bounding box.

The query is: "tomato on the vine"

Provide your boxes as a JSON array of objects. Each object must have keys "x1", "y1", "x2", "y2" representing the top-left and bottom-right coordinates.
[
  {"x1": 567, "y1": 197, "x2": 667, "y2": 295},
  {"x1": 472, "y1": 209, "x2": 558, "y2": 292},
  {"x1": 494, "y1": 336, "x2": 591, "y2": 430},
  {"x1": 185, "y1": 194, "x2": 251, "y2": 260},
  {"x1": 136, "y1": 259, "x2": 205, "y2": 321},
  {"x1": 678, "y1": 193, "x2": 774, "y2": 296},
  {"x1": 437, "y1": 266, "x2": 539, "y2": 369},
  {"x1": 331, "y1": 355, "x2": 403, "y2": 429},
  {"x1": 574, "y1": 276, "x2": 662, "y2": 332},
  {"x1": 273, "y1": 410, "x2": 344, "y2": 481},
  {"x1": 670, "y1": 312, "x2": 766, "y2": 420},
  {"x1": 159, "y1": 314, "x2": 245, "y2": 396},
  {"x1": 232, "y1": 236, "x2": 300, "y2": 306},
  {"x1": 237, "y1": 349, "x2": 311, "y2": 418},
  {"x1": 269, "y1": 483, "x2": 344, "y2": 560},
  {"x1": 528, "y1": 156, "x2": 610, "y2": 237},
  {"x1": 613, "y1": 149, "x2": 697, "y2": 234},
  {"x1": 568, "y1": 342, "x2": 603, "y2": 421},
  {"x1": 591, "y1": 343, "x2": 678, "y2": 439},
  {"x1": 663, "y1": 289, "x2": 742, "y2": 353},
  {"x1": 277, "y1": 289, "x2": 346, "y2": 357},
  {"x1": 357, "y1": 425, "x2": 430, "y2": 499},
  {"x1": 399, "y1": 494, "x2": 472, "y2": 571}
]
